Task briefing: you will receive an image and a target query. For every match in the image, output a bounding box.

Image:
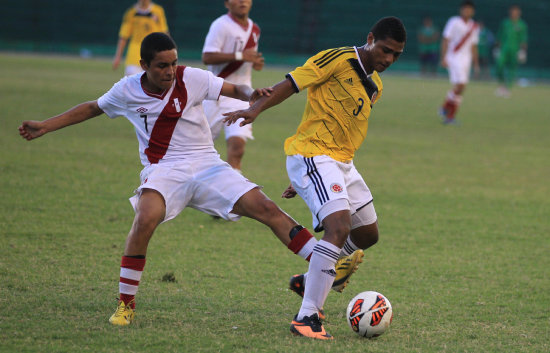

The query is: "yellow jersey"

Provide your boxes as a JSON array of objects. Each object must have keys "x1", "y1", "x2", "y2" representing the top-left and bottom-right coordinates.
[
  {"x1": 284, "y1": 46, "x2": 383, "y2": 162},
  {"x1": 119, "y1": 3, "x2": 169, "y2": 67}
]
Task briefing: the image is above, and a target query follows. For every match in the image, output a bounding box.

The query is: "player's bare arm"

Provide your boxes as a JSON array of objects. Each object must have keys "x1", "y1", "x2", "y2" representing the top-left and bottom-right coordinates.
[
  {"x1": 19, "y1": 101, "x2": 103, "y2": 141},
  {"x1": 472, "y1": 44, "x2": 480, "y2": 72},
  {"x1": 202, "y1": 48, "x2": 263, "y2": 66},
  {"x1": 219, "y1": 82, "x2": 272, "y2": 104},
  {"x1": 440, "y1": 38, "x2": 449, "y2": 67},
  {"x1": 222, "y1": 78, "x2": 295, "y2": 127}
]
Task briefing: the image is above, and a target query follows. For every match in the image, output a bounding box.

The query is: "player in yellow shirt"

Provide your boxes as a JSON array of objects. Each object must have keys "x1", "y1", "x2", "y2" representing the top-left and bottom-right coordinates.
[
  {"x1": 112, "y1": 0, "x2": 169, "y2": 76},
  {"x1": 224, "y1": 17, "x2": 406, "y2": 339}
]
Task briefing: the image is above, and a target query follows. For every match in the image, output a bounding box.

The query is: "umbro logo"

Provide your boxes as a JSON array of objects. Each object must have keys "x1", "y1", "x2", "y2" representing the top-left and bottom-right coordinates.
[
  {"x1": 344, "y1": 78, "x2": 353, "y2": 85},
  {"x1": 136, "y1": 107, "x2": 148, "y2": 113},
  {"x1": 321, "y1": 269, "x2": 337, "y2": 277}
]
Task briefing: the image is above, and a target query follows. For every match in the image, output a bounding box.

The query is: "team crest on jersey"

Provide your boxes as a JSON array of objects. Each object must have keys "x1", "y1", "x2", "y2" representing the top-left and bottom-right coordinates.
[
  {"x1": 330, "y1": 183, "x2": 343, "y2": 193},
  {"x1": 136, "y1": 107, "x2": 148, "y2": 113},
  {"x1": 173, "y1": 98, "x2": 181, "y2": 113}
]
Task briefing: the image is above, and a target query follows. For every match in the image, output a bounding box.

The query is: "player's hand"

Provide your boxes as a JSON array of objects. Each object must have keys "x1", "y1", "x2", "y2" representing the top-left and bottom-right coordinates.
[
  {"x1": 440, "y1": 58, "x2": 448, "y2": 68},
  {"x1": 517, "y1": 49, "x2": 527, "y2": 64},
  {"x1": 222, "y1": 108, "x2": 258, "y2": 127},
  {"x1": 19, "y1": 120, "x2": 47, "y2": 141},
  {"x1": 252, "y1": 56, "x2": 265, "y2": 71},
  {"x1": 249, "y1": 87, "x2": 272, "y2": 105},
  {"x1": 112, "y1": 57, "x2": 120, "y2": 70},
  {"x1": 243, "y1": 49, "x2": 262, "y2": 63},
  {"x1": 281, "y1": 184, "x2": 297, "y2": 199},
  {"x1": 473, "y1": 63, "x2": 481, "y2": 77}
]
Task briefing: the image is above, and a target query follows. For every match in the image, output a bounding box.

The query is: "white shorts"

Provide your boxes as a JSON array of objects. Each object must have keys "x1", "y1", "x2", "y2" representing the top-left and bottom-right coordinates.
[
  {"x1": 203, "y1": 98, "x2": 254, "y2": 141},
  {"x1": 129, "y1": 156, "x2": 258, "y2": 222},
  {"x1": 286, "y1": 154, "x2": 377, "y2": 232},
  {"x1": 125, "y1": 65, "x2": 143, "y2": 76},
  {"x1": 446, "y1": 57, "x2": 471, "y2": 84}
]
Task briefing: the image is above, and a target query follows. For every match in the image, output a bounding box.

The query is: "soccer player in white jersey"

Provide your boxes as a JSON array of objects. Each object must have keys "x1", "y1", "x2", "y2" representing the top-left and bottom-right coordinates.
[
  {"x1": 202, "y1": 0, "x2": 264, "y2": 172},
  {"x1": 439, "y1": 0, "x2": 480, "y2": 125},
  {"x1": 18, "y1": 32, "x2": 360, "y2": 328}
]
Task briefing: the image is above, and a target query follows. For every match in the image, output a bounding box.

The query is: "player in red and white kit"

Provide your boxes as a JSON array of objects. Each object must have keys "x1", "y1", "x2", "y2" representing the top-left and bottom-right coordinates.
[
  {"x1": 202, "y1": 0, "x2": 264, "y2": 171},
  {"x1": 439, "y1": 0, "x2": 480, "y2": 124},
  {"x1": 18, "y1": 32, "x2": 360, "y2": 327}
]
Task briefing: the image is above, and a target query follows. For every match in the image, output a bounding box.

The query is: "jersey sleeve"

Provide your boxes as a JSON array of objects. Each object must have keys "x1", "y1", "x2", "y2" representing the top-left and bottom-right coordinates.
[
  {"x1": 118, "y1": 8, "x2": 133, "y2": 39},
  {"x1": 442, "y1": 18, "x2": 454, "y2": 39},
  {"x1": 97, "y1": 78, "x2": 128, "y2": 119},
  {"x1": 286, "y1": 49, "x2": 341, "y2": 92},
  {"x1": 202, "y1": 19, "x2": 226, "y2": 53},
  {"x1": 185, "y1": 67, "x2": 224, "y2": 102}
]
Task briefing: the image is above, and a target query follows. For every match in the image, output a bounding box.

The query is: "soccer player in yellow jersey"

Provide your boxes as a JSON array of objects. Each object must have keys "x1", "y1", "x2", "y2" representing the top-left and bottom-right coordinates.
[
  {"x1": 112, "y1": 0, "x2": 169, "y2": 76},
  {"x1": 224, "y1": 17, "x2": 406, "y2": 339}
]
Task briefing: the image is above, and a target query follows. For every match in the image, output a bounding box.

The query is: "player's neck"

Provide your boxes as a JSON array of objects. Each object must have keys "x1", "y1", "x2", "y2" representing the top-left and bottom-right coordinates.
[
  {"x1": 358, "y1": 46, "x2": 374, "y2": 74},
  {"x1": 141, "y1": 74, "x2": 166, "y2": 95},
  {"x1": 228, "y1": 12, "x2": 249, "y2": 27}
]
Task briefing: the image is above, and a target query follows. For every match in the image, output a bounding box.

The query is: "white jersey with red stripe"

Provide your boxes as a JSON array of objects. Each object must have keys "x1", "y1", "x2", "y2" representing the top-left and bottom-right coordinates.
[
  {"x1": 202, "y1": 13, "x2": 260, "y2": 86},
  {"x1": 97, "y1": 65, "x2": 224, "y2": 166},
  {"x1": 443, "y1": 16, "x2": 479, "y2": 64}
]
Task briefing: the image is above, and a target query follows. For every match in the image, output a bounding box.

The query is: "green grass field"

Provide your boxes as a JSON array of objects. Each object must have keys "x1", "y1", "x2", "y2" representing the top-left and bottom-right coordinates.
[{"x1": 1, "y1": 53, "x2": 549, "y2": 352}]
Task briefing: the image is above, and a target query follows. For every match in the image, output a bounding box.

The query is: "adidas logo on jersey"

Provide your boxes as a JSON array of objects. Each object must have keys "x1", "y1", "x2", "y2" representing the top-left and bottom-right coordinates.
[{"x1": 344, "y1": 78, "x2": 353, "y2": 85}]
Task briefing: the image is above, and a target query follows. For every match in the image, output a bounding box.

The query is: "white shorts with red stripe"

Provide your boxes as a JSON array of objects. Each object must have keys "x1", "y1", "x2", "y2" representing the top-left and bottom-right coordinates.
[
  {"x1": 129, "y1": 156, "x2": 258, "y2": 222},
  {"x1": 286, "y1": 154, "x2": 377, "y2": 232},
  {"x1": 203, "y1": 98, "x2": 254, "y2": 142}
]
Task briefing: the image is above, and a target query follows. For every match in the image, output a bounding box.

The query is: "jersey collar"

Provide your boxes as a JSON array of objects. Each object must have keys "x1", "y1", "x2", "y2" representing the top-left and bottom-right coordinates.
[{"x1": 353, "y1": 46, "x2": 373, "y2": 78}]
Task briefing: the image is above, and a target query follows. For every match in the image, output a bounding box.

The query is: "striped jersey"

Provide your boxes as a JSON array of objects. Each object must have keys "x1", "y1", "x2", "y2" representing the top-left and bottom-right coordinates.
[
  {"x1": 97, "y1": 66, "x2": 224, "y2": 166},
  {"x1": 118, "y1": 3, "x2": 169, "y2": 67},
  {"x1": 285, "y1": 46, "x2": 383, "y2": 162}
]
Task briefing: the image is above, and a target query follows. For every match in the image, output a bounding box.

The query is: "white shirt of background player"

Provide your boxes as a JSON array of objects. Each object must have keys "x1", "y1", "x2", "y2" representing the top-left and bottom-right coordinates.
[{"x1": 442, "y1": 16, "x2": 479, "y2": 64}]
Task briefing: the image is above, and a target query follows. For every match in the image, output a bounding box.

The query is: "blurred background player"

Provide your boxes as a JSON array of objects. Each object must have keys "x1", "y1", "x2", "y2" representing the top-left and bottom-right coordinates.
[
  {"x1": 494, "y1": 4, "x2": 528, "y2": 98},
  {"x1": 439, "y1": 0, "x2": 479, "y2": 125},
  {"x1": 224, "y1": 17, "x2": 406, "y2": 339},
  {"x1": 112, "y1": 0, "x2": 169, "y2": 76},
  {"x1": 417, "y1": 16, "x2": 440, "y2": 76},
  {"x1": 202, "y1": 0, "x2": 264, "y2": 172},
  {"x1": 476, "y1": 21, "x2": 495, "y2": 79}
]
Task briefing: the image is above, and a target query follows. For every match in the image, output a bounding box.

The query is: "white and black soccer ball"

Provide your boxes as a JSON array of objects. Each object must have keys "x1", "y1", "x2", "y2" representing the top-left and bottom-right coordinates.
[{"x1": 346, "y1": 291, "x2": 393, "y2": 338}]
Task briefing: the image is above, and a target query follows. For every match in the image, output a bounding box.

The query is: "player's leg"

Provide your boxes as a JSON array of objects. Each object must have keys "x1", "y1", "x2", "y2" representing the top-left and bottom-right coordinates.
[
  {"x1": 110, "y1": 189, "x2": 166, "y2": 326},
  {"x1": 223, "y1": 118, "x2": 253, "y2": 172},
  {"x1": 291, "y1": 209, "x2": 350, "y2": 340},
  {"x1": 226, "y1": 136, "x2": 246, "y2": 171},
  {"x1": 231, "y1": 187, "x2": 317, "y2": 261}
]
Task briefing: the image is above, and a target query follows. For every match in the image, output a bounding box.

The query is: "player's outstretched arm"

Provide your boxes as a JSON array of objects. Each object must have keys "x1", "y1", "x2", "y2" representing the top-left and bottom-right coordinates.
[
  {"x1": 19, "y1": 101, "x2": 104, "y2": 141},
  {"x1": 222, "y1": 78, "x2": 295, "y2": 127}
]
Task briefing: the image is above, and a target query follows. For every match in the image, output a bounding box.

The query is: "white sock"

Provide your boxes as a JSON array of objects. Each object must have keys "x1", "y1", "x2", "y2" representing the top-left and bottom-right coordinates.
[
  {"x1": 340, "y1": 235, "x2": 360, "y2": 258},
  {"x1": 297, "y1": 240, "x2": 341, "y2": 320}
]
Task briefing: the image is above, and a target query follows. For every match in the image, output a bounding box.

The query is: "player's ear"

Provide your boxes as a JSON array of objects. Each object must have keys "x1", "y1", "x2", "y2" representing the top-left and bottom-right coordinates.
[
  {"x1": 140, "y1": 59, "x2": 148, "y2": 71},
  {"x1": 366, "y1": 32, "x2": 375, "y2": 48}
]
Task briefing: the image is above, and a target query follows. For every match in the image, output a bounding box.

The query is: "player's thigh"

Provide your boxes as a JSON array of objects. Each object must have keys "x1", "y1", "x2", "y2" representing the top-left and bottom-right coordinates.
[
  {"x1": 129, "y1": 163, "x2": 194, "y2": 223},
  {"x1": 346, "y1": 164, "x2": 377, "y2": 229},
  {"x1": 189, "y1": 158, "x2": 258, "y2": 220},
  {"x1": 287, "y1": 154, "x2": 351, "y2": 231}
]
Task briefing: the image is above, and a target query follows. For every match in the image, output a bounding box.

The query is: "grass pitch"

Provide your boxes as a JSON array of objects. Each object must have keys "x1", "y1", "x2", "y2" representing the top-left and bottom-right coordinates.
[{"x1": 0, "y1": 53, "x2": 549, "y2": 352}]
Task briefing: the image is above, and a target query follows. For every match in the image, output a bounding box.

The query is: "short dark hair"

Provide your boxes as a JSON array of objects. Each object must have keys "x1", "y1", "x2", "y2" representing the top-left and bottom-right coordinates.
[
  {"x1": 370, "y1": 16, "x2": 407, "y2": 43},
  {"x1": 140, "y1": 32, "x2": 177, "y2": 65},
  {"x1": 461, "y1": 0, "x2": 475, "y2": 9}
]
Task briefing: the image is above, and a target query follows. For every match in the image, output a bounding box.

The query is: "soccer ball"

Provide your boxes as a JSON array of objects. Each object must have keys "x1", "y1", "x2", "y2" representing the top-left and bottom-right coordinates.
[{"x1": 346, "y1": 291, "x2": 393, "y2": 338}]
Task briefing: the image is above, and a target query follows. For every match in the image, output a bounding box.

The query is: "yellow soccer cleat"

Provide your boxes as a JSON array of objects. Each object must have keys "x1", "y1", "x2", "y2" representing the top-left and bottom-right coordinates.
[
  {"x1": 109, "y1": 300, "x2": 135, "y2": 326},
  {"x1": 332, "y1": 249, "x2": 364, "y2": 293}
]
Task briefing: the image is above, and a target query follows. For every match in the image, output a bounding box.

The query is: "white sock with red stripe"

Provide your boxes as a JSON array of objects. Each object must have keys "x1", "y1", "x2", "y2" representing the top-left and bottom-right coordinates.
[
  {"x1": 119, "y1": 255, "x2": 146, "y2": 309},
  {"x1": 297, "y1": 240, "x2": 341, "y2": 320},
  {"x1": 287, "y1": 226, "x2": 317, "y2": 261}
]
